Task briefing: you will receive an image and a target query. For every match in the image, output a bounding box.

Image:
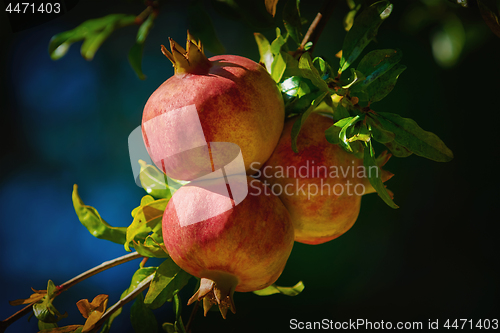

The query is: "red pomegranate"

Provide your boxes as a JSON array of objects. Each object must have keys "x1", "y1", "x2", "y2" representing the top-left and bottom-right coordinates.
[
  {"x1": 142, "y1": 33, "x2": 284, "y2": 181},
  {"x1": 162, "y1": 176, "x2": 294, "y2": 318},
  {"x1": 259, "y1": 113, "x2": 394, "y2": 245}
]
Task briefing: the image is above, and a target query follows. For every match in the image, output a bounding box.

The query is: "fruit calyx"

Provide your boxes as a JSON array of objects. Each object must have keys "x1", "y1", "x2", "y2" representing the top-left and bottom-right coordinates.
[
  {"x1": 161, "y1": 32, "x2": 212, "y2": 75},
  {"x1": 187, "y1": 271, "x2": 238, "y2": 319}
]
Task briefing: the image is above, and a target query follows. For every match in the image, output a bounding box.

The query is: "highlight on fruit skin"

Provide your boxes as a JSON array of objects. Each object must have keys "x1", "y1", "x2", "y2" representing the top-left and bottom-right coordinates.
[{"x1": 161, "y1": 176, "x2": 295, "y2": 318}]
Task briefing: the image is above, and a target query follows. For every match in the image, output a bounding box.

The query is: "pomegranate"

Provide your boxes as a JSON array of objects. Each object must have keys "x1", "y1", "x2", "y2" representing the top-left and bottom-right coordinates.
[
  {"x1": 162, "y1": 176, "x2": 294, "y2": 318},
  {"x1": 258, "y1": 113, "x2": 393, "y2": 245},
  {"x1": 142, "y1": 33, "x2": 284, "y2": 181}
]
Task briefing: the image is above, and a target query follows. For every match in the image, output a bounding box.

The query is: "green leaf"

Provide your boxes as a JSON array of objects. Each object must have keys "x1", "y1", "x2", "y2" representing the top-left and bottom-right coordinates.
[
  {"x1": 144, "y1": 258, "x2": 192, "y2": 309},
  {"x1": 352, "y1": 49, "x2": 402, "y2": 90},
  {"x1": 254, "y1": 33, "x2": 273, "y2": 72},
  {"x1": 325, "y1": 124, "x2": 341, "y2": 145},
  {"x1": 332, "y1": 101, "x2": 350, "y2": 122},
  {"x1": 280, "y1": 76, "x2": 311, "y2": 98},
  {"x1": 39, "y1": 325, "x2": 83, "y2": 333},
  {"x1": 72, "y1": 185, "x2": 127, "y2": 245},
  {"x1": 343, "y1": 3, "x2": 361, "y2": 31},
  {"x1": 312, "y1": 57, "x2": 334, "y2": 80},
  {"x1": 49, "y1": 14, "x2": 136, "y2": 61},
  {"x1": 138, "y1": 160, "x2": 174, "y2": 199},
  {"x1": 133, "y1": 235, "x2": 169, "y2": 258},
  {"x1": 162, "y1": 323, "x2": 176, "y2": 333},
  {"x1": 38, "y1": 321, "x2": 58, "y2": 331},
  {"x1": 363, "y1": 141, "x2": 398, "y2": 208},
  {"x1": 375, "y1": 113, "x2": 454, "y2": 162},
  {"x1": 33, "y1": 281, "x2": 68, "y2": 324},
  {"x1": 339, "y1": 1, "x2": 393, "y2": 73},
  {"x1": 299, "y1": 53, "x2": 329, "y2": 92},
  {"x1": 285, "y1": 90, "x2": 323, "y2": 116},
  {"x1": 363, "y1": 64, "x2": 406, "y2": 103},
  {"x1": 340, "y1": 68, "x2": 365, "y2": 90},
  {"x1": 283, "y1": 0, "x2": 303, "y2": 45},
  {"x1": 271, "y1": 52, "x2": 286, "y2": 83},
  {"x1": 367, "y1": 116, "x2": 395, "y2": 143},
  {"x1": 253, "y1": 281, "x2": 305, "y2": 296},
  {"x1": 188, "y1": 0, "x2": 226, "y2": 54},
  {"x1": 128, "y1": 14, "x2": 156, "y2": 80},
  {"x1": 291, "y1": 91, "x2": 328, "y2": 152},
  {"x1": 131, "y1": 292, "x2": 158, "y2": 333},
  {"x1": 125, "y1": 198, "x2": 168, "y2": 253},
  {"x1": 172, "y1": 294, "x2": 187, "y2": 333},
  {"x1": 338, "y1": 115, "x2": 361, "y2": 152},
  {"x1": 384, "y1": 140, "x2": 413, "y2": 158}
]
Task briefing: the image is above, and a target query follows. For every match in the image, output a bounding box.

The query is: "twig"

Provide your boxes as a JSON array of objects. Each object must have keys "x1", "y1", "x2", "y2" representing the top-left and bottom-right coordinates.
[
  {"x1": 298, "y1": 0, "x2": 339, "y2": 54},
  {"x1": 92, "y1": 274, "x2": 154, "y2": 331},
  {"x1": 1, "y1": 252, "x2": 143, "y2": 333}
]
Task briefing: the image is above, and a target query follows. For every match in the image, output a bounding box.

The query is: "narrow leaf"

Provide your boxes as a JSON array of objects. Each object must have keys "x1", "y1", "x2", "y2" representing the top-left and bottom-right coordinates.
[
  {"x1": 363, "y1": 141, "x2": 398, "y2": 208},
  {"x1": 478, "y1": 0, "x2": 500, "y2": 38},
  {"x1": 265, "y1": 0, "x2": 279, "y2": 17},
  {"x1": 298, "y1": 53, "x2": 329, "y2": 92},
  {"x1": 138, "y1": 160, "x2": 173, "y2": 199},
  {"x1": 129, "y1": 14, "x2": 156, "y2": 80},
  {"x1": 72, "y1": 185, "x2": 127, "y2": 245},
  {"x1": 353, "y1": 49, "x2": 402, "y2": 89},
  {"x1": 253, "y1": 281, "x2": 305, "y2": 296},
  {"x1": 376, "y1": 112, "x2": 454, "y2": 162},
  {"x1": 384, "y1": 140, "x2": 413, "y2": 157},
  {"x1": 339, "y1": 1, "x2": 393, "y2": 73},
  {"x1": 364, "y1": 64, "x2": 406, "y2": 103},
  {"x1": 144, "y1": 258, "x2": 192, "y2": 309},
  {"x1": 254, "y1": 33, "x2": 273, "y2": 72}
]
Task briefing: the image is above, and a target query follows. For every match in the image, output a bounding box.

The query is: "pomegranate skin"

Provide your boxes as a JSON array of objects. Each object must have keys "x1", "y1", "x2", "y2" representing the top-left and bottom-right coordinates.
[
  {"x1": 142, "y1": 54, "x2": 284, "y2": 181},
  {"x1": 162, "y1": 176, "x2": 294, "y2": 293},
  {"x1": 260, "y1": 114, "x2": 393, "y2": 245}
]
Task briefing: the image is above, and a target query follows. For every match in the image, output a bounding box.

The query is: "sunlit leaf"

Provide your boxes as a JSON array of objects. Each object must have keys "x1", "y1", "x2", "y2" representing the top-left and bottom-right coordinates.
[
  {"x1": 144, "y1": 258, "x2": 192, "y2": 309},
  {"x1": 338, "y1": 115, "x2": 361, "y2": 152},
  {"x1": 339, "y1": 1, "x2": 393, "y2": 73},
  {"x1": 283, "y1": 0, "x2": 302, "y2": 45},
  {"x1": 375, "y1": 113, "x2": 454, "y2": 162},
  {"x1": 344, "y1": 3, "x2": 361, "y2": 31},
  {"x1": 253, "y1": 281, "x2": 305, "y2": 296},
  {"x1": 138, "y1": 160, "x2": 174, "y2": 199},
  {"x1": 72, "y1": 185, "x2": 127, "y2": 245},
  {"x1": 125, "y1": 197, "x2": 168, "y2": 253},
  {"x1": 254, "y1": 33, "x2": 273, "y2": 72},
  {"x1": 363, "y1": 140, "x2": 398, "y2": 208}
]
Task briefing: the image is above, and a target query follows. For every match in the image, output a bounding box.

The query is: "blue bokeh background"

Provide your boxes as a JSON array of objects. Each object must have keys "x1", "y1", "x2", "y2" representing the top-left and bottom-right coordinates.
[{"x1": 1, "y1": 1, "x2": 499, "y2": 332}]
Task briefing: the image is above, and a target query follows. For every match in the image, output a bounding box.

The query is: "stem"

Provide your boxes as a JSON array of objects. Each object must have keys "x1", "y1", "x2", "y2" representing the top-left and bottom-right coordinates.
[
  {"x1": 298, "y1": 0, "x2": 339, "y2": 54},
  {"x1": 0, "y1": 252, "x2": 143, "y2": 333},
  {"x1": 92, "y1": 274, "x2": 154, "y2": 331},
  {"x1": 185, "y1": 300, "x2": 199, "y2": 333}
]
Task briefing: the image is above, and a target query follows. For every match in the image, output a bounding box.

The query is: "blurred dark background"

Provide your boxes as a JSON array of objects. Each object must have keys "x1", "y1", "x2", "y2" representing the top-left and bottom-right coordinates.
[{"x1": 1, "y1": 0, "x2": 499, "y2": 332}]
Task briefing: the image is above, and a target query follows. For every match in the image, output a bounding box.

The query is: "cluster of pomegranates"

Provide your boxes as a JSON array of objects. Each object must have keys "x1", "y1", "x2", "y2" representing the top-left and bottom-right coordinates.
[{"x1": 141, "y1": 34, "x2": 391, "y2": 318}]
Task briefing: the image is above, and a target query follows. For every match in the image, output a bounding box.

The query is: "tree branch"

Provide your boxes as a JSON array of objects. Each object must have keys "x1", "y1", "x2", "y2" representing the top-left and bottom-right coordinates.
[
  {"x1": 1, "y1": 252, "x2": 143, "y2": 333},
  {"x1": 298, "y1": 0, "x2": 339, "y2": 54}
]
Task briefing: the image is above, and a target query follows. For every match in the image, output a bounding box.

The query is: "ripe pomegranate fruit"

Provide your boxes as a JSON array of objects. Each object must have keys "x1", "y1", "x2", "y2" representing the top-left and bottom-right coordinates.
[
  {"x1": 162, "y1": 176, "x2": 294, "y2": 318},
  {"x1": 142, "y1": 33, "x2": 284, "y2": 181},
  {"x1": 258, "y1": 113, "x2": 393, "y2": 245}
]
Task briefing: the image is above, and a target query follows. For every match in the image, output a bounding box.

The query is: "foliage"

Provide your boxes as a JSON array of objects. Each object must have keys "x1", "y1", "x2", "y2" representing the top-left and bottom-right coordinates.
[{"x1": 4, "y1": 0, "x2": 473, "y2": 332}]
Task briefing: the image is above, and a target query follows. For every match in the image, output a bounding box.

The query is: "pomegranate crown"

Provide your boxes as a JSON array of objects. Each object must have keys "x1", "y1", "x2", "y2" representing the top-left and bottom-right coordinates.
[{"x1": 161, "y1": 31, "x2": 212, "y2": 75}]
